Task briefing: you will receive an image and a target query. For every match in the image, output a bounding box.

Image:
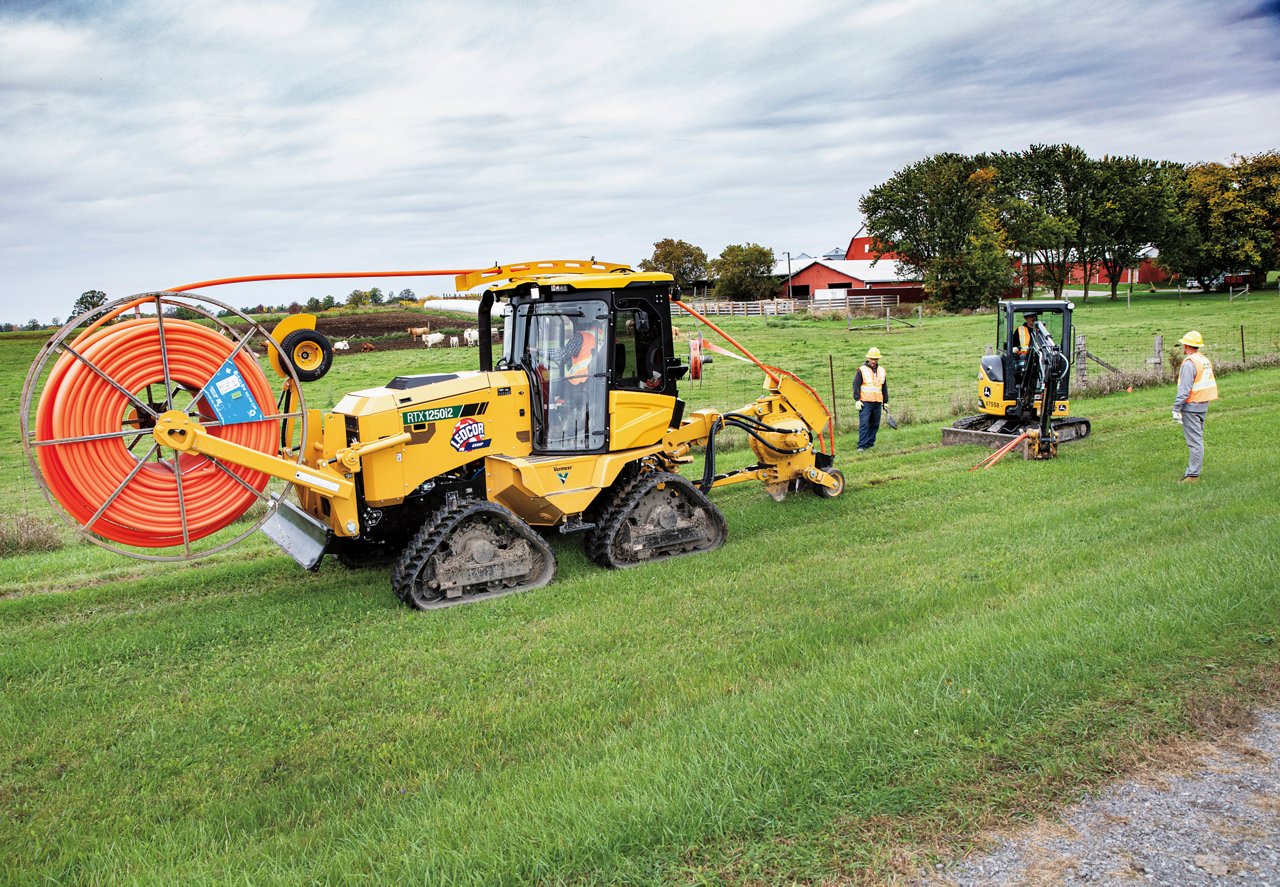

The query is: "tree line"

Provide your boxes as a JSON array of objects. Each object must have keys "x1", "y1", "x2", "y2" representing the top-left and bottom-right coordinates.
[
  {"x1": 639, "y1": 239, "x2": 777, "y2": 301},
  {"x1": 859, "y1": 145, "x2": 1280, "y2": 309}
]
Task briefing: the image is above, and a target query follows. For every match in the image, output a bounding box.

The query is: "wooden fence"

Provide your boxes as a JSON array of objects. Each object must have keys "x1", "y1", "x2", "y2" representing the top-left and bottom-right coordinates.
[{"x1": 685, "y1": 292, "x2": 901, "y2": 317}]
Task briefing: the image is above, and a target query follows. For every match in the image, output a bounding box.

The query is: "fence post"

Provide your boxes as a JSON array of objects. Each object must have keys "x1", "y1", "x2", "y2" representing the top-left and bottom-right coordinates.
[
  {"x1": 1075, "y1": 334, "x2": 1087, "y2": 385},
  {"x1": 885, "y1": 307, "x2": 891, "y2": 334},
  {"x1": 986, "y1": 344, "x2": 994, "y2": 357},
  {"x1": 1241, "y1": 324, "x2": 1246, "y2": 364},
  {"x1": 828, "y1": 355, "x2": 839, "y2": 428},
  {"x1": 917, "y1": 304, "x2": 923, "y2": 326},
  {"x1": 1153, "y1": 333, "x2": 1163, "y2": 378}
]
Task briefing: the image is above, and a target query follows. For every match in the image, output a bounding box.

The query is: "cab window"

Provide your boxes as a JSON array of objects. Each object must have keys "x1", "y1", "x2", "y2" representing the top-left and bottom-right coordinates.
[
  {"x1": 613, "y1": 303, "x2": 664, "y2": 391},
  {"x1": 516, "y1": 300, "x2": 609, "y2": 452}
]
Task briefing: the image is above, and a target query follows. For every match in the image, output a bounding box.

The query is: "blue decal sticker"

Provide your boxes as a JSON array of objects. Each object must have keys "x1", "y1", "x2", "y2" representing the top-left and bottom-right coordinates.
[{"x1": 199, "y1": 360, "x2": 262, "y2": 425}]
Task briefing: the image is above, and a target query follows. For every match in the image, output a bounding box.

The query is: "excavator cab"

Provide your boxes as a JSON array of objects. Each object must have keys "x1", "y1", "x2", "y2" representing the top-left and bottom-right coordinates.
[{"x1": 943, "y1": 299, "x2": 1091, "y2": 455}]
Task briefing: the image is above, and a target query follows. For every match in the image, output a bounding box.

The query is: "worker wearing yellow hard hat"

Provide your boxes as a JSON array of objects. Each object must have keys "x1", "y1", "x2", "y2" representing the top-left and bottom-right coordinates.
[
  {"x1": 1172, "y1": 330, "x2": 1217, "y2": 482},
  {"x1": 854, "y1": 346, "x2": 888, "y2": 451}
]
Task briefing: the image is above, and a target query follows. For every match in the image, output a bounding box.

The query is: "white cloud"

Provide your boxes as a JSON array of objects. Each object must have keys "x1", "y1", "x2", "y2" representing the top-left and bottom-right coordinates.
[{"x1": 1, "y1": 0, "x2": 1278, "y2": 319}]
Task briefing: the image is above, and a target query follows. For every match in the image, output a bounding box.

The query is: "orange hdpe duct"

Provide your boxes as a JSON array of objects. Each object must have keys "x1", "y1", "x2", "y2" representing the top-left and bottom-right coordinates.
[{"x1": 35, "y1": 318, "x2": 275, "y2": 547}]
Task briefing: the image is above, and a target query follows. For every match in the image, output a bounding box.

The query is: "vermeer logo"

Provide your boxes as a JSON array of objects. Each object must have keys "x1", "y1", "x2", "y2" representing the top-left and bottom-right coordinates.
[
  {"x1": 449, "y1": 418, "x2": 491, "y2": 453},
  {"x1": 401, "y1": 405, "x2": 463, "y2": 425},
  {"x1": 555, "y1": 471, "x2": 570, "y2": 484}
]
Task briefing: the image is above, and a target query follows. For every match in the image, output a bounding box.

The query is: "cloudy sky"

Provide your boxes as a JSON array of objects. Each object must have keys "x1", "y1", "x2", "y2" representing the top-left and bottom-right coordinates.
[{"x1": 3, "y1": 0, "x2": 1278, "y2": 322}]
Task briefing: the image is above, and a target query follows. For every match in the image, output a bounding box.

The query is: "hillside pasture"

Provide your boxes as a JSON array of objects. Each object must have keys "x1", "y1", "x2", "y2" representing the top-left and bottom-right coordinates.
[{"x1": 1, "y1": 292, "x2": 1279, "y2": 883}]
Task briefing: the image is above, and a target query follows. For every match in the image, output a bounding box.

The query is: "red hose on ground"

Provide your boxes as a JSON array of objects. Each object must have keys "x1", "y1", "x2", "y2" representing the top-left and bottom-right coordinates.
[{"x1": 35, "y1": 318, "x2": 275, "y2": 547}]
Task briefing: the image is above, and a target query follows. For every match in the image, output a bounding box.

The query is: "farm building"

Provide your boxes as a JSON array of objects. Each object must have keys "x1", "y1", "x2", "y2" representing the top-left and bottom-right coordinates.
[{"x1": 774, "y1": 231, "x2": 924, "y2": 303}]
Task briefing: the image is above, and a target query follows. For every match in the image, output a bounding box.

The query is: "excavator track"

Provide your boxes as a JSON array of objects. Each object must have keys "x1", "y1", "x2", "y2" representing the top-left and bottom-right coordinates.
[
  {"x1": 942, "y1": 414, "x2": 1092, "y2": 448},
  {"x1": 391, "y1": 498, "x2": 556, "y2": 610},
  {"x1": 584, "y1": 471, "x2": 727, "y2": 569}
]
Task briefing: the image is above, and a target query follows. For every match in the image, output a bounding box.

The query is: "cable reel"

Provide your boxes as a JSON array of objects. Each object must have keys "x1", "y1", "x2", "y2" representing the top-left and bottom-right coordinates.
[{"x1": 20, "y1": 292, "x2": 323, "y2": 561}]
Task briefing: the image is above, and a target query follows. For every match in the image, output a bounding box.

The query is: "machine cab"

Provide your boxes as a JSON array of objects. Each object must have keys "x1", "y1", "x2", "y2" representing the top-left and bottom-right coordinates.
[
  {"x1": 984, "y1": 299, "x2": 1073, "y2": 400},
  {"x1": 479, "y1": 272, "x2": 686, "y2": 455}
]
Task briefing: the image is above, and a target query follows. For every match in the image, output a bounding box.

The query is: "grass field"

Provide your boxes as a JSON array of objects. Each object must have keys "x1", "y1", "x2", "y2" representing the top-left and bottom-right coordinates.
[{"x1": 2, "y1": 292, "x2": 1279, "y2": 883}]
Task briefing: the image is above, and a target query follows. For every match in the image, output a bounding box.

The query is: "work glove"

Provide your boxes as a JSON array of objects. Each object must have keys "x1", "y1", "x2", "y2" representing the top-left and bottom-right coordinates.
[
  {"x1": 1171, "y1": 409, "x2": 1183, "y2": 424},
  {"x1": 856, "y1": 401, "x2": 863, "y2": 412}
]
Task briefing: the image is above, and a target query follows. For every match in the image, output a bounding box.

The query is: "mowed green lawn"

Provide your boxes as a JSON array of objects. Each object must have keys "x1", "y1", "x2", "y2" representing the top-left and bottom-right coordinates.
[{"x1": 2, "y1": 293, "x2": 1279, "y2": 884}]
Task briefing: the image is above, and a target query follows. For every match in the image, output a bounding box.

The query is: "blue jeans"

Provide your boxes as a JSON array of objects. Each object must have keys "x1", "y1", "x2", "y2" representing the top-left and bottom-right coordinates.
[{"x1": 858, "y1": 402, "x2": 882, "y2": 450}]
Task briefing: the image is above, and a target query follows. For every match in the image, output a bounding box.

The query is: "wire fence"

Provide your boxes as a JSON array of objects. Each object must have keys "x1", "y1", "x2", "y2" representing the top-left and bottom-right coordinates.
[{"x1": 685, "y1": 320, "x2": 1280, "y2": 439}]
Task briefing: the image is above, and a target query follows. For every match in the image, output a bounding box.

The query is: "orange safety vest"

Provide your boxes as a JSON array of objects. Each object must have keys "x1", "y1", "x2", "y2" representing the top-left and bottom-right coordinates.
[
  {"x1": 1185, "y1": 351, "x2": 1218, "y2": 403},
  {"x1": 858, "y1": 364, "x2": 885, "y2": 402},
  {"x1": 566, "y1": 331, "x2": 597, "y2": 385},
  {"x1": 1015, "y1": 324, "x2": 1032, "y2": 355}
]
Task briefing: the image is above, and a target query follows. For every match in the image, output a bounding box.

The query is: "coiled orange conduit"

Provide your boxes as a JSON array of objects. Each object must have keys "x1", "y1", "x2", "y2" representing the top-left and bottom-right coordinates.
[{"x1": 36, "y1": 317, "x2": 275, "y2": 547}]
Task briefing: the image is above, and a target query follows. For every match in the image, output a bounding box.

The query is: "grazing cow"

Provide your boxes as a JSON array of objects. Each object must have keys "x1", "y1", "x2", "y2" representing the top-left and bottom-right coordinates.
[
  {"x1": 333, "y1": 339, "x2": 350, "y2": 351},
  {"x1": 361, "y1": 342, "x2": 376, "y2": 353},
  {"x1": 671, "y1": 326, "x2": 682, "y2": 338},
  {"x1": 423, "y1": 332, "x2": 446, "y2": 348},
  {"x1": 406, "y1": 326, "x2": 431, "y2": 340},
  {"x1": 462, "y1": 327, "x2": 480, "y2": 346}
]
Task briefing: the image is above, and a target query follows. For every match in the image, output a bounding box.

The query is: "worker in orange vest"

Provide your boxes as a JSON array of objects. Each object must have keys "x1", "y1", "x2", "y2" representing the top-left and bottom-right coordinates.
[
  {"x1": 1014, "y1": 312, "x2": 1037, "y2": 376},
  {"x1": 854, "y1": 347, "x2": 888, "y2": 451},
  {"x1": 1172, "y1": 330, "x2": 1218, "y2": 482}
]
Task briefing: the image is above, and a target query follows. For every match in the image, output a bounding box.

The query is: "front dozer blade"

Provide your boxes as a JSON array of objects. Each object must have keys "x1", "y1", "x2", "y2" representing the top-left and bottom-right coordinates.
[{"x1": 941, "y1": 415, "x2": 1092, "y2": 449}]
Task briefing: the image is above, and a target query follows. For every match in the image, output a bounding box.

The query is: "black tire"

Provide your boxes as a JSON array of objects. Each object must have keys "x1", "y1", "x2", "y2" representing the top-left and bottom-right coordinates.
[
  {"x1": 813, "y1": 468, "x2": 845, "y2": 498},
  {"x1": 279, "y1": 329, "x2": 334, "y2": 383}
]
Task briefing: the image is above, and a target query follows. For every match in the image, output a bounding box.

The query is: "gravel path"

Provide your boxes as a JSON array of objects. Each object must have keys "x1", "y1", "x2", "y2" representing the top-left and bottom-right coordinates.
[{"x1": 922, "y1": 710, "x2": 1280, "y2": 885}]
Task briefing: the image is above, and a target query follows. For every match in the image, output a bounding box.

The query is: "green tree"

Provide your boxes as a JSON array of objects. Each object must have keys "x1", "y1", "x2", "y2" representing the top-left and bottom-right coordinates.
[
  {"x1": 993, "y1": 144, "x2": 1096, "y2": 298},
  {"x1": 1093, "y1": 157, "x2": 1177, "y2": 300},
  {"x1": 321, "y1": 295, "x2": 337, "y2": 310},
  {"x1": 860, "y1": 153, "x2": 1014, "y2": 309},
  {"x1": 346, "y1": 289, "x2": 369, "y2": 307},
  {"x1": 397, "y1": 288, "x2": 416, "y2": 302},
  {"x1": 1155, "y1": 156, "x2": 1279, "y2": 290},
  {"x1": 368, "y1": 287, "x2": 384, "y2": 305},
  {"x1": 305, "y1": 296, "x2": 322, "y2": 312},
  {"x1": 24, "y1": 318, "x2": 42, "y2": 331},
  {"x1": 71, "y1": 289, "x2": 107, "y2": 318},
  {"x1": 638, "y1": 238, "x2": 708, "y2": 292},
  {"x1": 709, "y1": 243, "x2": 775, "y2": 302}
]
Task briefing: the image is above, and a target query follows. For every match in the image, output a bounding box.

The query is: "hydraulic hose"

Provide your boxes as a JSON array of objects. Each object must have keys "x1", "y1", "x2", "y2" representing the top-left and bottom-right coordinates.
[{"x1": 35, "y1": 317, "x2": 276, "y2": 547}]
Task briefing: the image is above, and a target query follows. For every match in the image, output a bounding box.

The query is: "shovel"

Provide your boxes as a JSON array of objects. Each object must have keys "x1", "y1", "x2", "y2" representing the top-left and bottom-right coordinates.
[{"x1": 882, "y1": 407, "x2": 899, "y2": 430}]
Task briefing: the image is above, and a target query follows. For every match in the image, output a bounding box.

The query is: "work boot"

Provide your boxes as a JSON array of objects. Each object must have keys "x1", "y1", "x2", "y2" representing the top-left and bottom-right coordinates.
[{"x1": 1180, "y1": 475, "x2": 1199, "y2": 483}]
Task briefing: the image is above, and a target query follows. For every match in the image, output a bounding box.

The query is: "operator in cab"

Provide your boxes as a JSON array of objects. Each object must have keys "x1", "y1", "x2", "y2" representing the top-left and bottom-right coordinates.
[
  {"x1": 854, "y1": 346, "x2": 888, "y2": 451},
  {"x1": 542, "y1": 314, "x2": 606, "y2": 448},
  {"x1": 1014, "y1": 312, "x2": 1037, "y2": 376}
]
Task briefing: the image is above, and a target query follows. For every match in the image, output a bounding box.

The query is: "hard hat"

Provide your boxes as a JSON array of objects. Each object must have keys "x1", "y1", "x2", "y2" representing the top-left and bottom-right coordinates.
[
  {"x1": 866, "y1": 347, "x2": 882, "y2": 360},
  {"x1": 1179, "y1": 330, "x2": 1204, "y2": 348},
  {"x1": 1024, "y1": 312, "x2": 1038, "y2": 320}
]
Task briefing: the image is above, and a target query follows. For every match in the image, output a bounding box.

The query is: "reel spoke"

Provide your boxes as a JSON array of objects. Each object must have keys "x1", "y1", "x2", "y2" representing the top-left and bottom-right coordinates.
[
  {"x1": 164, "y1": 454, "x2": 193, "y2": 557},
  {"x1": 82, "y1": 442, "x2": 159, "y2": 533},
  {"x1": 30, "y1": 427, "x2": 152, "y2": 448},
  {"x1": 154, "y1": 296, "x2": 176, "y2": 411},
  {"x1": 57, "y1": 341, "x2": 159, "y2": 420}
]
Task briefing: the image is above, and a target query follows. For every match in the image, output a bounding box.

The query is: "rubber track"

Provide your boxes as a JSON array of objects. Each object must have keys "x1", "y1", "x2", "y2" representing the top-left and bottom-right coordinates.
[
  {"x1": 948, "y1": 414, "x2": 1091, "y2": 441},
  {"x1": 584, "y1": 471, "x2": 727, "y2": 569},
  {"x1": 391, "y1": 497, "x2": 556, "y2": 610}
]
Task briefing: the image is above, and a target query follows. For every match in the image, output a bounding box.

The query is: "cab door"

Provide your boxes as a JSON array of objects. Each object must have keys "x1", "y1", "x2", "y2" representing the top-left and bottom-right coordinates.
[{"x1": 518, "y1": 299, "x2": 609, "y2": 453}]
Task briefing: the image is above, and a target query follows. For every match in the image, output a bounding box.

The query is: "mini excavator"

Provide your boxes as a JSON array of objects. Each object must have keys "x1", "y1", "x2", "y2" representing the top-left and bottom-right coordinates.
[
  {"x1": 941, "y1": 299, "x2": 1091, "y2": 459},
  {"x1": 23, "y1": 261, "x2": 843, "y2": 610}
]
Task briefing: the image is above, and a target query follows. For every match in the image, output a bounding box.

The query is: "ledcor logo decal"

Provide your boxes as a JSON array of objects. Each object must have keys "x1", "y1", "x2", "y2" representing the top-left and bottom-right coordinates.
[{"x1": 449, "y1": 418, "x2": 491, "y2": 452}]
